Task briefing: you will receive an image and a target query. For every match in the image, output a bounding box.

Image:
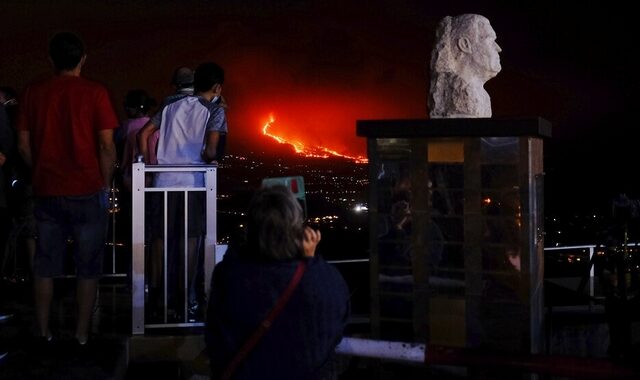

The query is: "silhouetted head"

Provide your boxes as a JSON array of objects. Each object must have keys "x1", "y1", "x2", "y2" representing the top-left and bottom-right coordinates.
[
  {"x1": 49, "y1": 32, "x2": 85, "y2": 72},
  {"x1": 171, "y1": 66, "x2": 194, "y2": 89},
  {"x1": 245, "y1": 185, "x2": 305, "y2": 261},
  {"x1": 194, "y1": 62, "x2": 224, "y2": 93}
]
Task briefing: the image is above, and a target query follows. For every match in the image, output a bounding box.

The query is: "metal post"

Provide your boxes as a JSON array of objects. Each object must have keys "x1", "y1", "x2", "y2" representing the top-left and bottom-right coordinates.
[
  {"x1": 204, "y1": 167, "x2": 217, "y2": 300},
  {"x1": 183, "y1": 190, "x2": 189, "y2": 322},
  {"x1": 111, "y1": 187, "x2": 116, "y2": 274},
  {"x1": 589, "y1": 246, "x2": 595, "y2": 304},
  {"x1": 131, "y1": 161, "x2": 146, "y2": 334},
  {"x1": 163, "y1": 191, "x2": 168, "y2": 324}
]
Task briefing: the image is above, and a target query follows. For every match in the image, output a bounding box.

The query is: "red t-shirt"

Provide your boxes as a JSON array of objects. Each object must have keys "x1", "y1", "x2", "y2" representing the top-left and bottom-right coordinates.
[{"x1": 17, "y1": 75, "x2": 118, "y2": 196}]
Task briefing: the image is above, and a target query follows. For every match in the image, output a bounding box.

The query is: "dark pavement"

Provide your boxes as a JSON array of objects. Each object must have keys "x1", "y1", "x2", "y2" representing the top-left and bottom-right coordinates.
[
  {"x1": 0, "y1": 277, "x2": 133, "y2": 379},
  {"x1": 2, "y1": 273, "x2": 640, "y2": 379}
]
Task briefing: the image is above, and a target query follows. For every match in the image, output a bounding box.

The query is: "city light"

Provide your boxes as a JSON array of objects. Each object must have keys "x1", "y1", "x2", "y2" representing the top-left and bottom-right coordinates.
[{"x1": 353, "y1": 204, "x2": 368, "y2": 213}]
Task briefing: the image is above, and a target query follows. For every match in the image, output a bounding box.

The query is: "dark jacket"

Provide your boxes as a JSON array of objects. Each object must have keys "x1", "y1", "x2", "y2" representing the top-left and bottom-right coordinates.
[{"x1": 205, "y1": 251, "x2": 350, "y2": 380}]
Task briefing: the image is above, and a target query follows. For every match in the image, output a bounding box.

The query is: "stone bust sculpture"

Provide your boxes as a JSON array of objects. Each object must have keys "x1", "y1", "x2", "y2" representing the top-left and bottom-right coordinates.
[{"x1": 428, "y1": 14, "x2": 502, "y2": 118}]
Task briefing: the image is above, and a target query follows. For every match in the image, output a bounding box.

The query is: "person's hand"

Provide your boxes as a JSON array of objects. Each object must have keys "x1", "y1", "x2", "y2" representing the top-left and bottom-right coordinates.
[
  {"x1": 302, "y1": 226, "x2": 321, "y2": 257},
  {"x1": 391, "y1": 200, "x2": 411, "y2": 230},
  {"x1": 0, "y1": 152, "x2": 5, "y2": 167}
]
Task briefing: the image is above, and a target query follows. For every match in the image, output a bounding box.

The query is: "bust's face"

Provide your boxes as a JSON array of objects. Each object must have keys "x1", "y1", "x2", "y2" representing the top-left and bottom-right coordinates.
[{"x1": 471, "y1": 18, "x2": 502, "y2": 79}]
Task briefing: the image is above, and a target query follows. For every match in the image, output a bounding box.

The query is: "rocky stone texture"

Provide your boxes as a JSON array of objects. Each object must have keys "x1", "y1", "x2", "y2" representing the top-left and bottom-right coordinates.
[{"x1": 429, "y1": 14, "x2": 501, "y2": 119}]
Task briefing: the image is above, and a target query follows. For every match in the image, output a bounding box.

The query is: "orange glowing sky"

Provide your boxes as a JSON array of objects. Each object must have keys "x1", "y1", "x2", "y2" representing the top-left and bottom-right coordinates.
[
  {"x1": 0, "y1": 1, "x2": 430, "y2": 161},
  {"x1": 262, "y1": 113, "x2": 368, "y2": 163},
  {"x1": 250, "y1": 82, "x2": 425, "y2": 160},
  {"x1": 210, "y1": 19, "x2": 430, "y2": 159},
  {"x1": 0, "y1": 0, "x2": 635, "y2": 196}
]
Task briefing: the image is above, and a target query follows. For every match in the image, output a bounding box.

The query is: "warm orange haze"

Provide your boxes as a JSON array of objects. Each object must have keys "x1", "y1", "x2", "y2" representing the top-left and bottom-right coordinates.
[
  {"x1": 262, "y1": 113, "x2": 368, "y2": 163},
  {"x1": 1, "y1": 1, "x2": 640, "y2": 379}
]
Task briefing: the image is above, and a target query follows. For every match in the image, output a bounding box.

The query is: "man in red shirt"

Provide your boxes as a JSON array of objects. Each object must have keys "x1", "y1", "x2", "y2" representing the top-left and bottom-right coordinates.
[{"x1": 17, "y1": 32, "x2": 118, "y2": 346}]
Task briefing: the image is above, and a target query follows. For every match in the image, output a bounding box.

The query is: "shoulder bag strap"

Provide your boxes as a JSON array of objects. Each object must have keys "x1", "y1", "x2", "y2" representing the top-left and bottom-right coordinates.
[{"x1": 221, "y1": 260, "x2": 307, "y2": 380}]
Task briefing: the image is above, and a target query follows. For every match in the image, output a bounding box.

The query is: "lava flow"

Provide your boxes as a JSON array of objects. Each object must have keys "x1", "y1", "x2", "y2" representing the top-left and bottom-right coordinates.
[{"x1": 262, "y1": 114, "x2": 368, "y2": 164}]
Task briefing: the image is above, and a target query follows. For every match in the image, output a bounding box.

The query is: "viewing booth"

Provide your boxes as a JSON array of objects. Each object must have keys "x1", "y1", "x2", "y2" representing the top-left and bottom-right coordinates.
[{"x1": 357, "y1": 117, "x2": 551, "y2": 354}]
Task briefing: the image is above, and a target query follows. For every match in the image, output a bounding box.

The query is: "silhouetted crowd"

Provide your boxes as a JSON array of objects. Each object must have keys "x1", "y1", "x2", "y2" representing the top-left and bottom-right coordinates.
[{"x1": 0, "y1": 31, "x2": 349, "y2": 380}]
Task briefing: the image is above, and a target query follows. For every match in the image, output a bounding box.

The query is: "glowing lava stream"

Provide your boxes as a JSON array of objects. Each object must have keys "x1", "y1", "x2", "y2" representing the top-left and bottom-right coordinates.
[{"x1": 262, "y1": 114, "x2": 368, "y2": 164}]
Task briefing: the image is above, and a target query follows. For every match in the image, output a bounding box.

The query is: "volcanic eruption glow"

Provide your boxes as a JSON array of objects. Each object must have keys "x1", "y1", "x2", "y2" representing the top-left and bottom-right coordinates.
[{"x1": 262, "y1": 114, "x2": 368, "y2": 164}]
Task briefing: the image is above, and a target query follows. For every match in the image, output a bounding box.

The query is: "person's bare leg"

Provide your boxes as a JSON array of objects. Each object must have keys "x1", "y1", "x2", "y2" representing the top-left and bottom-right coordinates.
[
  {"x1": 26, "y1": 237, "x2": 36, "y2": 276},
  {"x1": 34, "y1": 276, "x2": 54, "y2": 339},
  {"x1": 75, "y1": 278, "x2": 98, "y2": 344}
]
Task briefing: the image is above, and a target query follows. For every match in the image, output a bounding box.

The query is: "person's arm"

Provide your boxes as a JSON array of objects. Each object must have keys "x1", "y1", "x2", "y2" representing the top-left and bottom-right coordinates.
[
  {"x1": 147, "y1": 129, "x2": 160, "y2": 165},
  {"x1": 17, "y1": 130, "x2": 32, "y2": 168},
  {"x1": 97, "y1": 129, "x2": 116, "y2": 188},
  {"x1": 137, "y1": 120, "x2": 159, "y2": 163},
  {"x1": 201, "y1": 130, "x2": 220, "y2": 163},
  {"x1": 202, "y1": 105, "x2": 227, "y2": 163}
]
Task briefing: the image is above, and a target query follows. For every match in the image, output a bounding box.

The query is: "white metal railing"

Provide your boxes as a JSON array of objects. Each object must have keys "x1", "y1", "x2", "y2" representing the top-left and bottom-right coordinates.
[
  {"x1": 329, "y1": 244, "x2": 619, "y2": 310},
  {"x1": 131, "y1": 161, "x2": 222, "y2": 334},
  {"x1": 544, "y1": 242, "x2": 640, "y2": 306},
  {"x1": 544, "y1": 244, "x2": 597, "y2": 300}
]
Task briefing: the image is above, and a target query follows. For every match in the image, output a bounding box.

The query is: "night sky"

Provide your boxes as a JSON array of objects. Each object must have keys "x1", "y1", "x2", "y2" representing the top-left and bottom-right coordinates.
[{"x1": 1, "y1": 0, "x2": 636, "y2": 213}]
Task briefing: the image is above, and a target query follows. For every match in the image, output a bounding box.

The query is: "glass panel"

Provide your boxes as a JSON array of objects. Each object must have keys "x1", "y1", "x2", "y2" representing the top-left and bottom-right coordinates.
[
  {"x1": 374, "y1": 160, "x2": 412, "y2": 212},
  {"x1": 480, "y1": 137, "x2": 519, "y2": 163},
  {"x1": 368, "y1": 129, "x2": 543, "y2": 354},
  {"x1": 481, "y1": 164, "x2": 519, "y2": 189},
  {"x1": 375, "y1": 138, "x2": 414, "y2": 159}
]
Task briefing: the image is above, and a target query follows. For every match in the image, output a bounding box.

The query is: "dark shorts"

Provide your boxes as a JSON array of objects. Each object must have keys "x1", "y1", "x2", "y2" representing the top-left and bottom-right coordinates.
[
  {"x1": 33, "y1": 191, "x2": 109, "y2": 279},
  {"x1": 150, "y1": 191, "x2": 205, "y2": 238}
]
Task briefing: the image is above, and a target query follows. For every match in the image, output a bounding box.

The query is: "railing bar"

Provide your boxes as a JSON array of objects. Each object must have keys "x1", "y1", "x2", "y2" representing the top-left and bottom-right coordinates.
[
  {"x1": 544, "y1": 245, "x2": 597, "y2": 250},
  {"x1": 327, "y1": 259, "x2": 370, "y2": 264},
  {"x1": 163, "y1": 191, "x2": 168, "y2": 325},
  {"x1": 144, "y1": 165, "x2": 216, "y2": 173},
  {"x1": 184, "y1": 190, "x2": 189, "y2": 323},
  {"x1": 145, "y1": 322, "x2": 206, "y2": 329},
  {"x1": 146, "y1": 187, "x2": 206, "y2": 192},
  {"x1": 589, "y1": 246, "x2": 595, "y2": 304},
  {"x1": 111, "y1": 188, "x2": 116, "y2": 274}
]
